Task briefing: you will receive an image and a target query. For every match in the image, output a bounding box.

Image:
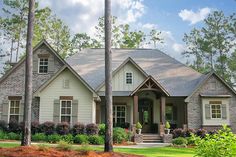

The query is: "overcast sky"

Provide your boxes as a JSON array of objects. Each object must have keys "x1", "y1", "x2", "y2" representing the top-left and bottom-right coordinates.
[{"x1": 0, "y1": 0, "x2": 235, "y2": 71}]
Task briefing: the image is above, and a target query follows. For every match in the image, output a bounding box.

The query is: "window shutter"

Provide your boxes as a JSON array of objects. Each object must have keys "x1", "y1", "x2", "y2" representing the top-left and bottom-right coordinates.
[
  {"x1": 205, "y1": 104, "x2": 211, "y2": 119},
  {"x1": 221, "y1": 104, "x2": 227, "y2": 119},
  {"x1": 72, "y1": 100, "x2": 79, "y2": 125},
  {"x1": 19, "y1": 101, "x2": 24, "y2": 122},
  {"x1": 2, "y1": 100, "x2": 9, "y2": 122},
  {"x1": 126, "y1": 105, "x2": 130, "y2": 123},
  {"x1": 48, "y1": 57, "x2": 54, "y2": 73},
  {"x1": 53, "y1": 99, "x2": 60, "y2": 124},
  {"x1": 33, "y1": 59, "x2": 38, "y2": 73}
]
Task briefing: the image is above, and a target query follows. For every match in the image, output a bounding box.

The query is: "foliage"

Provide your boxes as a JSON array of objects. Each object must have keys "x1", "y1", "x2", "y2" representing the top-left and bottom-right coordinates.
[
  {"x1": 46, "y1": 134, "x2": 61, "y2": 143},
  {"x1": 172, "y1": 137, "x2": 188, "y2": 146},
  {"x1": 196, "y1": 128, "x2": 207, "y2": 138},
  {"x1": 88, "y1": 135, "x2": 104, "y2": 145},
  {"x1": 31, "y1": 121, "x2": 40, "y2": 134},
  {"x1": 37, "y1": 144, "x2": 50, "y2": 152},
  {"x1": 7, "y1": 132, "x2": 20, "y2": 140},
  {"x1": 0, "y1": 120, "x2": 8, "y2": 132},
  {"x1": 135, "y1": 122, "x2": 142, "y2": 129},
  {"x1": 56, "y1": 141, "x2": 72, "y2": 151},
  {"x1": 74, "y1": 134, "x2": 89, "y2": 144},
  {"x1": 40, "y1": 121, "x2": 55, "y2": 135},
  {"x1": 172, "y1": 128, "x2": 184, "y2": 138},
  {"x1": 56, "y1": 122, "x2": 70, "y2": 135},
  {"x1": 8, "y1": 120, "x2": 21, "y2": 133},
  {"x1": 98, "y1": 123, "x2": 105, "y2": 136},
  {"x1": 0, "y1": 130, "x2": 8, "y2": 140},
  {"x1": 86, "y1": 123, "x2": 98, "y2": 135},
  {"x1": 61, "y1": 134, "x2": 73, "y2": 144},
  {"x1": 113, "y1": 127, "x2": 128, "y2": 144},
  {"x1": 31, "y1": 133, "x2": 47, "y2": 142},
  {"x1": 165, "y1": 121, "x2": 170, "y2": 129},
  {"x1": 185, "y1": 137, "x2": 195, "y2": 146},
  {"x1": 193, "y1": 125, "x2": 236, "y2": 157},
  {"x1": 72, "y1": 122, "x2": 85, "y2": 135}
]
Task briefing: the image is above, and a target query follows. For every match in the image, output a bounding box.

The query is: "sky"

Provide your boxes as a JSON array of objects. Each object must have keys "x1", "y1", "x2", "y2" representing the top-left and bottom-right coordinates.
[{"x1": 0, "y1": 0, "x2": 235, "y2": 70}]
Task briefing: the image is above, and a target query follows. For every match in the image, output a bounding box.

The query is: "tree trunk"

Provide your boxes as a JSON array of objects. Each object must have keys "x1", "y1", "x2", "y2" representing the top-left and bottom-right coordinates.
[
  {"x1": 104, "y1": 0, "x2": 113, "y2": 152},
  {"x1": 21, "y1": 0, "x2": 35, "y2": 146}
]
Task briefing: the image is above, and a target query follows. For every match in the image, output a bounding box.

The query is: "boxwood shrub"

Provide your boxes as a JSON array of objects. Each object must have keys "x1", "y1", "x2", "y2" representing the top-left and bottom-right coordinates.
[
  {"x1": 46, "y1": 134, "x2": 61, "y2": 143},
  {"x1": 40, "y1": 121, "x2": 55, "y2": 135},
  {"x1": 72, "y1": 123, "x2": 85, "y2": 135},
  {"x1": 61, "y1": 134, "x2": 73, "y2": 144},
  {"x1": 7, "y1": 132, "x2": 21, "y2": 140},
  {"x1": 56, "y1": 122, "x2": 70, "y2": 135},
  {"x1": 86, "y1": 123, "x2": 98, "y2": 135},
  {"x1": 113, "y1": 127, "x2": 128, "y2": 144},
  {"x1": 88, "y1": 135, "x2": 104, "y2": 145},
  {"x1": 74, "y1": 134, "x2": 89, "y2": 144},
  {"x1": 32, "y1": 133, "x2": 47, "y2": 142},
  {"x1": 172, "y1": 137, "x2": 188, "y2": 146}
]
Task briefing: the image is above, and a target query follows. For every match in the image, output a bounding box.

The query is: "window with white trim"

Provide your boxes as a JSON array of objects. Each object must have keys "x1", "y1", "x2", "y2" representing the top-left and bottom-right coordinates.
[
  {"x1": 113, "y1": 105, "x2": 126, "y2": 124},
  {"x1": 60, "y1": 100, "x2": 72, "y2": 123},
  {"x1": 9, "y1": 100, "x2": 20, "y2": 122},
  {"x1": 211, "y1": 104, "x2": 222, "y2": 119},
  {"x1": 126, "y1": 72, "x2": 132, "y2": 84},
  {"x1": 38, "y1": 58, "x2": 48, "y2": 74}
]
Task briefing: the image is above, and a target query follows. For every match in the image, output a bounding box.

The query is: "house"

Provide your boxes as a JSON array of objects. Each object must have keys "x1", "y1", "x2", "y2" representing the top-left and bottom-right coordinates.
[{"x1": 0, "y1": 40, "x2": 236, "y2": 135}]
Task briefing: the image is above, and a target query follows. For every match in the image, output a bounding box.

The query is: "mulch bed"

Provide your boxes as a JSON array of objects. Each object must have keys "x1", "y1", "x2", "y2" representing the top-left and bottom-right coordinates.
[{"x1": 0, "y1": 146, "x2": 143, "y2": 157}]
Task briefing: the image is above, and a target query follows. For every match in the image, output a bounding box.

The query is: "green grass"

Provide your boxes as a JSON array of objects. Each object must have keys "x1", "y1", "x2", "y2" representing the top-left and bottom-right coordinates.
[{"x1": 0, "y1": 142, "x2": 195, "y2": 157}]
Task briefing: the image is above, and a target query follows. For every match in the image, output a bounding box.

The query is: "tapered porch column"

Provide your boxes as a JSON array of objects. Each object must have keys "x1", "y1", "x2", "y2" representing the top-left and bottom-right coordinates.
[
  {"x1": 160, "y1": 96, "x2": 166, "y2": 124},
  {"x1": 133, "y1": 95, "x2": 138, "y2": 124}
]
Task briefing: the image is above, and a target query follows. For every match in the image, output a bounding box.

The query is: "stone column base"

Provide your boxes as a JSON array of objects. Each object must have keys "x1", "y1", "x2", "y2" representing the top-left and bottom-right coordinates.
[
  {"x1": 132, "y1": 134, "x2": 143, "y2": 143},
  {"x1": 162, "y1": 134, "x2": 173, "y2": 143}
]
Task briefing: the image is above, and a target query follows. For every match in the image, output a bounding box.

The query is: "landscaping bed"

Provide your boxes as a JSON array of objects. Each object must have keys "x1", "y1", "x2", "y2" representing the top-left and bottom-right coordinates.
[{"x1": 0, "y1": 146, "x2": 143, "y2": 157}]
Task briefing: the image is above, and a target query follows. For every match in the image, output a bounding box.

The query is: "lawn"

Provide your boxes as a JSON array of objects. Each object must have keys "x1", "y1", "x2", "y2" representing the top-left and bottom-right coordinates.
[{"x1": 0, "y1": 142, "x2": 195, "y2": 157}]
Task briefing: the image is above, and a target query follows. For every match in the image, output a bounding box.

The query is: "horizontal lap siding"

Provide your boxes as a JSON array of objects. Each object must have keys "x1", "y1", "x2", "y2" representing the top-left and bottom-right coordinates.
[{"x1": 39, "y1": 69, "x2": 93, "y2": 124}]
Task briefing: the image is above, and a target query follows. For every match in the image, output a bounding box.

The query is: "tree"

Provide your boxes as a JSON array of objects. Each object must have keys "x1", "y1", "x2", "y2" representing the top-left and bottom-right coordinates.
[
  {"x1": 149, "y1": 29, "x2": 163, "y2": 48},
  {"x1": 104, "y1": 0, "x2": 113, "y2": 152},
  {"x1": 21, "y1": 0, "x2": 35, "y2": 146}
]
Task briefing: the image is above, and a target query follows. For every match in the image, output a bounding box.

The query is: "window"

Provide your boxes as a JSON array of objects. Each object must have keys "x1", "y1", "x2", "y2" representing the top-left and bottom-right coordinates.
[
  {"x1": 60, "y1": 100, "x2": 72, "y2": 123},
  {"x1": 126, "y1": 72, "x2": 132, "y2": 84},
  {"x1": 113, "y1": 105, "x2": 126, "y2": 125},
  {"x1": 9, "y1": 100, "x2": 20, "y2": 122},
  {"x1": 165, "y1": 104, "x2": 177, "y2": 123},
  {"x1": 38, "y1": 58, "x2": 48, "y2": 74},
  {"x1": 211, "y1": 104, "x2": 222, "y2": 119},
  {"x1": 63, "y1": 79, "x2": 70, "y2": 89}
]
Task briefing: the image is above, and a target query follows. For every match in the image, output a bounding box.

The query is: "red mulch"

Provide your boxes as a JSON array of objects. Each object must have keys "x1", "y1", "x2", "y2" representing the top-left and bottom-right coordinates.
[{"x1": 0, "y1": 146, "x2": 143, "y2": 157}]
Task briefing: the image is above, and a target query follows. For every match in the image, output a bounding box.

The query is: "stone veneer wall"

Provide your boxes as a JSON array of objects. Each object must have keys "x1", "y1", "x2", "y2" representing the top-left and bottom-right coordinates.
[
  {"x1": 0, "y1": 44, "x2": 64, "y2": 121},
  {"x1": 187, "y1": 75, "x2": 236, "y2": 132}
]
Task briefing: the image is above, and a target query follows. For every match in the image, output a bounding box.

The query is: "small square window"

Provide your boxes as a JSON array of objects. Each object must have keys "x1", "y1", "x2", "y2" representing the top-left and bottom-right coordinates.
[
  {"x1": 38, "y1": 58, "x2": 48, "y2": 74},
  {"x1": 126, "y1": 72, "x2": 132, "y2": 84}
]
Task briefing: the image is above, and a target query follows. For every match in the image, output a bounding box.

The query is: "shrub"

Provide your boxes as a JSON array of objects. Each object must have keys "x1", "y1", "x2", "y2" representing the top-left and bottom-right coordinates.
[
  {"x1": 40, "y1": 121, "x2": 55, "y2": 135},
  {"x1": 184, "y1": 128, "x2": 195, "y2": 137},
  {"x1": 0, "y1": 120, "x2": 8, "y2": 131},
  {"x1": 185, "y1": 137, "x2": 195, "y2": 146},
  {"x1": 8, "y1": 120, "x2": 21, "y2": 133},
  {"x1": 86, "y1": 123, "x2": 98, "y2": 135},
  {"x1": 172, "y1": 137, "x2": 188, "y2": 146},
  {"x1": 172, "y1": 128, "x2": 184, "y2": 138},
  {"x1": 88, "y1": 135, "x2": 104, "y2": 145},
  {"x1": 165, "y1": 121, "x2": 170, "y2": 129},
  {"x1": 135, "y1": 122, "x2": 142, "y2": 129},
  {"x1": 0, "y1": 130, "x2": 8, "y2": 140},
  {"x1": 31, "y1": 121, "x2": 40, "y2": 134},
  {"x1": 56, "y1": 122, "x2": 70, "y2": 135},
  {"x1": 98, "y1": 124, "x2": 105, "y2": 136},
  {"x1": 46, "y1": 134, "x2": 61, "y2": 143},
  {"x1": 196, "y1": 128, "x2": 207, "y2": 138},
  {"x1": 113, "y1": 127, "x2": 128, "y2": 144},
  {"x1": 194, "y1": 125, "x2": 236, "y2": 157},
  {"x1": 7, "y1": 132, "x2": 20, "y2": 140},
  {"x1": 32, "y1": 133, "x2": 47, "y2": 142},
  {"x1": 74, "y1": 134, "x2": 89, "y2": 144},
  {"x1": 61, "y1": 134, "x2": 73, "y2": 144},
  {"x1": 56, "y1": 141, "x2": 72, "y2": 151},
  {"x1": 72, "y1": 123, "x2": 85, "y2": 135}
]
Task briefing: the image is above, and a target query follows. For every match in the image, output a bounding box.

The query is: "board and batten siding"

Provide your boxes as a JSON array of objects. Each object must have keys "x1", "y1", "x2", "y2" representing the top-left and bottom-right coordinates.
[
  {"x1": 38, "y1": 68, "x2": 94, "y2": 124},
  {"x1": 99, "y1": 62, "x2": 146, "y2": 91}
]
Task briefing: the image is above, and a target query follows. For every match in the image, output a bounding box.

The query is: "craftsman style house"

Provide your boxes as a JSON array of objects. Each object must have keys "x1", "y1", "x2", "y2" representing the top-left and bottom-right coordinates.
[{"x1": 0, "y1": 40, "x2": 236, "y2": 134}]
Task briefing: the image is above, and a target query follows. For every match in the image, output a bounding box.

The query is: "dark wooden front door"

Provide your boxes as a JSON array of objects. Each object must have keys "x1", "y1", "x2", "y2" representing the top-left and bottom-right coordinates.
[{"x1": 138, "y1": 99, "x2": 153, "y2": 133}]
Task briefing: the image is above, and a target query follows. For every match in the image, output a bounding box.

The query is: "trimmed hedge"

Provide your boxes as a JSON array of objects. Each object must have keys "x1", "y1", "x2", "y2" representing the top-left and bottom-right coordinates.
[
  {"x1": 74, "y1": 134, "x2": 89, "y2": 144},
  {"x1": 88, "y1": 135, "x2": 104, "y2": 145},
  {"x1": 72, "y1": 123, "x2": 85, "y2": 135},
  {"x1": 86, "y1": 123, "x2": 99, "y2": 135}
]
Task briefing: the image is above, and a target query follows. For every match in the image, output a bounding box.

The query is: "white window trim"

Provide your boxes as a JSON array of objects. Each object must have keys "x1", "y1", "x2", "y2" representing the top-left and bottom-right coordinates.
[
  {"x1": 8, "y1": 100, "x2": 20, "y2": 123},
  {"x1": 59, "y1": 100, "x2": 72, "y2": 123},
  {"x1": 125, "y1": 72, "x2": 133, "y2": 85},
  {"x1": 210, "y1": 104, "x2": 222, "y2": 120},
  {"x1": 113, "y1": 105, "x2": 126, "y2": 123},
  {"x1": 38, "y1": 58, "x2": 49, "y2": 74}
]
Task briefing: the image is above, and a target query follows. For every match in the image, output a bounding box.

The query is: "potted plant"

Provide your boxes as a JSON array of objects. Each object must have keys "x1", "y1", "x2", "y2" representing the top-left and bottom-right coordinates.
[
  {"x1": 136, "y1": 122, "x2": 142, "y2": 134},
  {"x1": 165, "y1": 121, "x2": 171, "y2": 134}
]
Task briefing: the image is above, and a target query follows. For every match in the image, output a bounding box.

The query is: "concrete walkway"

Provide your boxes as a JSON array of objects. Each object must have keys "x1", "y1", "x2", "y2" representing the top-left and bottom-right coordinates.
[{"x1": 0, "y1": 141, "x2": 170, "y2": 149}]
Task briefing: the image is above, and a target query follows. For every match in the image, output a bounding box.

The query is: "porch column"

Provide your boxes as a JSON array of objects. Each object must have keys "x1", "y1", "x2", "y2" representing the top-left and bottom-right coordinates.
[
  {"x1": 133, "y1": 95, "x2": 138, "y2": 124},
  {"x1": 160, "y1": 96, "x2": 166, "y2": 124}
]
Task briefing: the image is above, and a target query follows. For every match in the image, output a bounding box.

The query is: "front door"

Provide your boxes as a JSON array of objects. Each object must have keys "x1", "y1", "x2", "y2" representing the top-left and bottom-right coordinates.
[{"x1": 138, "y1": 99, "x2": 153, "y2": 133}]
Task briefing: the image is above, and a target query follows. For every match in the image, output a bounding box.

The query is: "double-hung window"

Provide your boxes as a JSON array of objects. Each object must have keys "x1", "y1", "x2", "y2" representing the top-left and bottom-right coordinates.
[
  {"x1": 126, "y1": 72, "x2": 132, "y2": 84},
  {"x1": 9, "y1": 100, "x2": 20, "y2": 122},
  {"x1": 60, "y1": 100, "x2": 72, "y2": 123},
  {"x1": 113, "y1": 105, "x2": 126, "y2": 125},
  {"x1": 38, "y1": 58, "x2": 48, "y2": 74},
  {"x1": 211, "y1": 103, "x2": 222, "y2": 119}
]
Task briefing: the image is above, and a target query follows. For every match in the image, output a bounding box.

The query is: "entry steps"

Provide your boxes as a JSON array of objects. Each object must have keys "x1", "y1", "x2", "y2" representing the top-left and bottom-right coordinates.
[{"x1": 142, "y1": 134, "x2": 163, "y2": 143}]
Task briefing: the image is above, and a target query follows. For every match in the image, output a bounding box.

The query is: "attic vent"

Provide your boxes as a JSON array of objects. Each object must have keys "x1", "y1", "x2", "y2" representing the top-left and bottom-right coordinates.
[{"x1": 63, "y1": 79, "x2": 70, "y2": 89}]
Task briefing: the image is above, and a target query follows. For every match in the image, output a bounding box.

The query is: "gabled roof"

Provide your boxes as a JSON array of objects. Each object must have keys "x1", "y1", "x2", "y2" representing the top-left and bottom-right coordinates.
[
  {"x1": 34, "y1": 65, "x2": 99, "y2": 97},
  {"x1": 0, "y1": 39, "x2": 66, "y2": 83},
  {"x1": 185, "y1": 71, "x2": 236, "y2": 102},
  {"x1": 66, "y1": 49, "x2": 204, "y2": 96},
  {"x1": 95, "y1": 57, "x2": 148, "y2": 91},
  {"x1": 130, "y1": 75, "x2": 170, "y2": 96}
]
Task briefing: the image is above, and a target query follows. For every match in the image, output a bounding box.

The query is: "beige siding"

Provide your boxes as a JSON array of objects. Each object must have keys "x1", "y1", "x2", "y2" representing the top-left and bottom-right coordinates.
[
  {"x1": 38, "y1": 69, "x2": 94, "y2": 124},
  {"x1": 99, "y1": 62, "x2": 146, "y2": 91}
]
